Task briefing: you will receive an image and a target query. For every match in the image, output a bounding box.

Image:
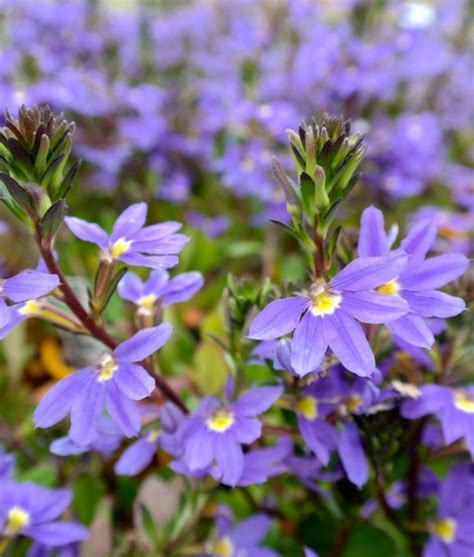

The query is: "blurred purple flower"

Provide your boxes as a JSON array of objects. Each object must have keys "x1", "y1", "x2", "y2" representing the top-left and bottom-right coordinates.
[
  {"x1": 401, "y1": 385, "x2": 474, "y2": 458},
  {"x1": 0, "y1": 483, "x2": 88, "y2": 549}
]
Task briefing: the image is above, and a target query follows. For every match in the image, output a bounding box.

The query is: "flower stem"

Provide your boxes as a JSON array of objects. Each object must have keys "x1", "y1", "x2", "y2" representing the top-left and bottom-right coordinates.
[{"x1": 35, "y1": 228, "x2": 188, "y2": 413}]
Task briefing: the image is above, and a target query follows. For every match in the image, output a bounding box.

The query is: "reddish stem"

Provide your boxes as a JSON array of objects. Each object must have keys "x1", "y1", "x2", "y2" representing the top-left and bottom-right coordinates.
[{"x1": 36, "y1": 229, "x2": 188, "y2": 413}]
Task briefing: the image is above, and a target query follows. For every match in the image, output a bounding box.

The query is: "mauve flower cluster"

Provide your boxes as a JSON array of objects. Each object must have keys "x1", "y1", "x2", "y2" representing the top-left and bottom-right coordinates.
[{"x1": 1, "y1": 0, "x2": 472, "y2": 252}]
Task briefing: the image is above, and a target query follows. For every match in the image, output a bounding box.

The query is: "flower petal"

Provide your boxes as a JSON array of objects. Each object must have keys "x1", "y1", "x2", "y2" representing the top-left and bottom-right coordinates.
[
  {"x1": 233, "y1": 386, "x2": 283, "y2": 417},
  {"x1": 400, "y1": 219, "x2": 437, "y2": 260},
  {"x1": 114, "y1": 436, "x2": 158, "y2": 476},
  {"x1": 357, "y1": 206, "x2": 390, "y2": 257},
  {"x1": 401, "y1": 254, "x2": 469, "y2": 291},
  {"x1": 24, "y1": 522, "x2": 89, "y2": 547},
  {"x1": 401, "y1": 385, "x2": 451, "y2": 419},
  {"x1": 290, "y1": 311, "x2": 327, "y2": 377},
  {"x1": 114, "y1": 324, "x2": 173, "y2": 362},
  {"x1": 402, "y1": 290, "x2": 466, "y2": 318},
  {"x1": 338, "y1": 421, "x2": 368, "y2": 488},
  {"x1": 131, "y1": 234, "x2": 189, "y2": 255},
  {"x1": 161, "y1": 272, "x2": 204, "y2": 305},
  {"x1": 4, "y1": 270, "x2": 59, "y2": 302},
  {"x1": 298, "y1": 417, "x2": 334, "y2": 464},
  {"x1": 143, "y1": 269, "x2": 169, "y2": 295},
  {"x1": 184, "y1": 427, "x2": 214, "y2": 471},
  {"x1": 330, "y1": 252, "x2": 408, "y2": 292},
  {"x1": 233, "y1": 417, "x2": 262, "y2": 444},
  {"x1": 105, "y1": 382, "x2": 141, "y2": 437},
  {"x1": 69, "y1": 377, "x2": 105, "y2": 446},
  {"x1": 340, "y1": 291, "x2": 409, "y2": 324},
  {"x1": 117, "y1": 272, "x2": 145, "y2": 302},
  {"x1": 65, "y1": 217, "x2": 109, "y2": 248},
  {"x1": 114, "y1": 363, "x2": 155, "y2": 400},
  {"x1": 34, "y1": 369, "x2": 92, "y2": 428},
  {"x1": 322, "y1": 312, "x2": 375, "y2": 376},
  {"x1": 214, "y1": 434, "x2": 244, "y2": 486},
  {"x1": 389, "y1": 314, "x2": 434, "y2": 348},
  {"x1": 248, "y1": 297, "x2": 309, "y2": 340},
  {"x1": 231, "y1": 515, "x2": 272, "y2": 546},
  {"x1": 111, "y1": 202, "x2": 147, "y2": 241},
  {"x1": 0, "y1": 298, "x2": 11, "y2": 329},
  {"x1": 29, "y1": 488, "x2": 72, "y2": 523},
  {"x1": 119, "y1": 251, "x2": 179, "y2": 269},
  {"x1": 133, "y1": 222, "x2": 182, "y2": 242}
]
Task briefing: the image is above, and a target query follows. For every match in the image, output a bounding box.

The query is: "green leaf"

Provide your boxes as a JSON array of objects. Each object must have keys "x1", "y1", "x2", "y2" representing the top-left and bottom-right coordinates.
[
  {"x1": 99, "y1": 266, "x2": 129, "y2": 313},
  {"x1": 300, "y1": 172, "x2": 316, "y2": 218},
  {"x1": 73, "y1": 475, "x2": 106, "y2": 525},
  {"x1": 0, "y1": 172, "x2": 33, "y2": 214},
  {"x1": 40, "y1": 199, "x2": 67, "y2": 239},
  {"x1": 139, "y1": 503, "x2": 160, "y2": 549}
]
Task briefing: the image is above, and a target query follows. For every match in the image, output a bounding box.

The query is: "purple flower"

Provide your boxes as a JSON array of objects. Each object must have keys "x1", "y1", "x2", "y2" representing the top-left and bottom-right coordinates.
[
  {"x1": 292, "y1": 367, "x2": 376, "y2": 487},
  {"x1": 422, "y1": 463, "x2": 474, "y2": 557},
  {"x1": 0, "y1": 483, "x2": 88, "y2": 549},
  {"x1": 118, "y1": 268, "x2": 203, "y2": 316},
  {"x1": 179, "y1": 385, "x2": 283, "y2": 486},
  {"x1": 358, "y1": 206, "x2": 468, "y2": 348},
  {"x1": 34, "y1": 325, "x2": 173, "y2": 445},
  {"x1": 232, "y1": 437, "x2": 291, "y2": 487},
  {"x1": 0, "y1": 448, "x2": 14, "y2": 480},
  {"x1": 204, "y1": 508, "x2": 279, "y2": 557},
  {"x1": 115, "y1": 403, "x2": 186, "y2": 476},
  {"x1": 0, "y1": 270, "x2": 59, "y2": 328},
  {"x1": 249, "y1": 252, "x2": 408, "y2": 377},
  {"x1": 401, "y1": 385, "x2": 474, "y2": 458},
  {"x1": 50, "y1": 416, "x2": 124, "y2": 458},
  {"x1": 65, "y1": 203, "x2": 189, "y2": 269},
  {"x1": 185, "y1": 211, "x2": 230, "y2": 238}
]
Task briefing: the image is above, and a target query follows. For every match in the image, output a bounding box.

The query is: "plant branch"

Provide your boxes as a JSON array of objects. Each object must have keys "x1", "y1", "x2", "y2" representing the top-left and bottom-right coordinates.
[{"x1": 36, "y1": 228, "x2": 188, "y2": 413}]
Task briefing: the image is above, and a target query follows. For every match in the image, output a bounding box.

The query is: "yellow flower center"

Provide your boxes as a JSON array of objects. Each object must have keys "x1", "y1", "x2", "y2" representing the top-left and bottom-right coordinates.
[
  {"x1": 4, "y1": 507, "x2": 30, "y2": 536},
  {"x1": 345, "y1": 394, "x2": 363, "y2": 413},
  {"x1": 296, "y1": 396, "x2": 318, "y2": 420},
  {"x1": 19, "y1": 300, "x2": 41, "y2": 315},
  {"x1": 309, "y1": 280, "x2": 341, "y2": 317},
  {"x1": 97, "y1": 354, "x2": 118, "y2": 382},
  {"x1": 454, "y1": 391, "x2": 474, "y2": 413},
  {"x1": 432, "y1": 517, "x2": 457, "y2": 543},
  {"x1": 240, "y1": 158, "x2": 255, "y2": 172},
  {"x1": 212, "y1": 537, "x2": 234, "y2": 556},
  {"x1": 147, "y1": 430, "x2": 160, "y2": 443},
  {"x1": 206, "y1": 409, "x2": 235, "y2": 432},
  {"x1": 376, "y1": 279, "x2": 400, "y2": 296},
  {"x1": 137, "y1": 294, "x2": 158, "y2": 316},
  {"x1": 110, "y1": 238, "x2": 132, "y2": 259}
]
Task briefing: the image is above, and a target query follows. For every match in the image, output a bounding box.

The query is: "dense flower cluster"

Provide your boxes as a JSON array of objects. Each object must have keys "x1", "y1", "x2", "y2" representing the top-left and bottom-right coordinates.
[
  {"x1": 1, "y1": 1, "x2": 472, "y2": 242},
  {"x1": 0, "y1": 2, "x2": 472, "y2": 555}
]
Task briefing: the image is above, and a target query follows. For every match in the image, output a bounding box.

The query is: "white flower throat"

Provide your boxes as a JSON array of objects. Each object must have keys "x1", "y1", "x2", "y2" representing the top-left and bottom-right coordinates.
[
  {"x1": 97, "y1": 354, "x2": 118, "y2": 382},
  {"x1": 309, "y1": 280, "x2": 342, "y2": 317}
]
